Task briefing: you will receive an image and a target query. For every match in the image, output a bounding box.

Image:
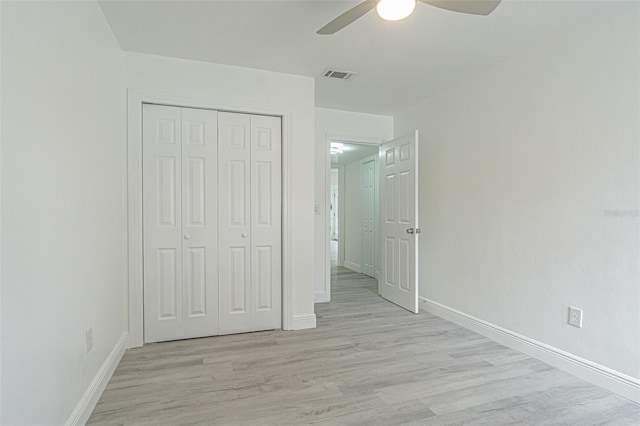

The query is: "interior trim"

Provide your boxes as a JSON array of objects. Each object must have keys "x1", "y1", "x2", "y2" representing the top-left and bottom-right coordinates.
[{"x1": 420, "y1": 297, "x2": 640, "y2": 404}]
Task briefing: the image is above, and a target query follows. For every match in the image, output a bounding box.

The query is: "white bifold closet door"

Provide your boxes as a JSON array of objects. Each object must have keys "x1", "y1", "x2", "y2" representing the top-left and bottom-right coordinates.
[
  {"x1": 143, "y1": 104, "x2": 219, "y2": 343},
  {"x1": 218, "y1": 112, "x2": 282, "y2": 335},
  {"x1": 143, "y1": 105, "x2": 282, "y2": 343}
]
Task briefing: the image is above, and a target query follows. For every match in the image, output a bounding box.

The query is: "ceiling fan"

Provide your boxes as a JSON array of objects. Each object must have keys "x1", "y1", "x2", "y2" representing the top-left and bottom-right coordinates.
[{"x1": 317, "y1": 0, "x2": 502, "y2": 35}]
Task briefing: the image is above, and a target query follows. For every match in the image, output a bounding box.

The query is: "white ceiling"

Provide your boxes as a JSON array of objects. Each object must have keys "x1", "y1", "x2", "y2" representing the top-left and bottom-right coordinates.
[
  {"x1": 331, "y1": 142, "x2": 379, "y2": 165},
  {"x1": 99, "y1": 0, "x2": 617, "y2": 115}
]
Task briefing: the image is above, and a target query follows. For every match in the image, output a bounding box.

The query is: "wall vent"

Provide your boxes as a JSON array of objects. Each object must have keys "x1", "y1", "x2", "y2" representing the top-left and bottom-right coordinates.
[{"x1": 322, "y1": 68, "x2": 357, "y2": 81}]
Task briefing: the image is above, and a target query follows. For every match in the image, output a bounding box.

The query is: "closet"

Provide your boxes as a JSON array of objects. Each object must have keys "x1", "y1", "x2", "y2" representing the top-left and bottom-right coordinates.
[{"x1": 142, "y1": 104, "x2": 282, "y2": 344}]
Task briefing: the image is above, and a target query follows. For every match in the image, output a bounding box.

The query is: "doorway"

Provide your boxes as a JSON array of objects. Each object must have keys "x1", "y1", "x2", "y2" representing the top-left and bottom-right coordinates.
[{"x1": 328, "y1": 141, "x2": 380, "y2": 299}]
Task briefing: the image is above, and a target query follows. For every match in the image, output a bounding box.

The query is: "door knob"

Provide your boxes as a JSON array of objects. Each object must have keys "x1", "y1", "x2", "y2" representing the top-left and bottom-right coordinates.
[
  {"x1": 415, "y1": 228, "x2": 422, "y2": 234},
  {"x1": 241, "y1": 233, "x2": 247, "y2": 238},
  {"x1": 184, "y1": 234, "x2": 191, "y2": 240},
  {"x1": 406, "y1": 228, "x2": 414, "y2": 234}
]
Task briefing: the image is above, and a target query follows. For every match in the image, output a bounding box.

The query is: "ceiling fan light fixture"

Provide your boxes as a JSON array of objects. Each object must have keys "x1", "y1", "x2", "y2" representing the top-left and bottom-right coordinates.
[{"x1": 376, "y1": 0, "x2": 416, "y2": 21}]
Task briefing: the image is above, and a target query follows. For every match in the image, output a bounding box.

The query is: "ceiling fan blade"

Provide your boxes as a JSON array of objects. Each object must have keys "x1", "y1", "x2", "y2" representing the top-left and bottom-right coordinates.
[
  {"x1": 317, "y1": 0, "x2": 376, "y2": 35},
  {"x1": 419, "y1": 0, "x2": 501, "y2": 16}
]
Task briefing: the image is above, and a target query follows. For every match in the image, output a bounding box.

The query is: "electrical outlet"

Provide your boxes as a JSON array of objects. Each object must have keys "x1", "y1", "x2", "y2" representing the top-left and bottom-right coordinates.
[
  {"x1": 85, "y1": 328, "x2": 93, "y2": 353},
  {"x1": 568, "y1": 306, "x2": 583, "y2": 328}
]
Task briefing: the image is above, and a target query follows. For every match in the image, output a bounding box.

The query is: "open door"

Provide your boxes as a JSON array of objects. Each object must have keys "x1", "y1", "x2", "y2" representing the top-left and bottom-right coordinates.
[{"x1": 379, "y1": 131, "x2": 419, "y2": 313}]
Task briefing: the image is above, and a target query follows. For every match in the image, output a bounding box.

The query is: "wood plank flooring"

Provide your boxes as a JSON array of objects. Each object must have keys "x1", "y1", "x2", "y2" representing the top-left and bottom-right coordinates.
[{"x1": 88, "y1": 266, "x2": 640, "y2": 425}]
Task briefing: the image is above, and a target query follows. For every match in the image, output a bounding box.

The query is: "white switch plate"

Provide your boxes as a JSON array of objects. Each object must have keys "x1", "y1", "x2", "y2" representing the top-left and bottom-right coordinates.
[{"x1": 568, "y1": 306, "x2": 583, "y2": 328}]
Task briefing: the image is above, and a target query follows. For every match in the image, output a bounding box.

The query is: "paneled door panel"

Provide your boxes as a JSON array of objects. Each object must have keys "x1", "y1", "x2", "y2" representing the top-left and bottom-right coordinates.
[
  {"x1": 379, "y1": 131, "x2": 419, "y2": 314},
  {"x1": 229, "y1": 246, "x2": 248, "y2": 313},
  {"x1": 250, "y1": 115, "x2": 281, "y2": 331},
  {"x1": 143, "y1": 104, "x2": 183, "y2": 342},
  {"x1": 181, "y1": 107, "x2": 219, "y2": 337},
  {"x1": 185, "y1": 247, "x2": 206, "y2": 317},
  {"x1": 143, "y1": 104, "x2": 219, "y2": 343},
  {"x1": 157, "y1": 248, "x2": 178, "y2": 319},
  {"x1": 218, "y1": 112, "x2": 282, "y2": 334},
  {"x1": 218, "y1": 112, "x2": 252, "y2": 335}
]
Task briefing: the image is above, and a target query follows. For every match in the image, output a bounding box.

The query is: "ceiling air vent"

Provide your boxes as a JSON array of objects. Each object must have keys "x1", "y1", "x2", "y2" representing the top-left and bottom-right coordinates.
[{"x1": 322, "y1": 68, "x2": 357, "y2": 81}]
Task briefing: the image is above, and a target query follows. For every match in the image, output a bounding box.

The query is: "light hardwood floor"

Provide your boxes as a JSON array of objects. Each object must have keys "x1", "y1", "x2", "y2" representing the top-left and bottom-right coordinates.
[{"x1": 89, "y1": 265, "x2": 640, "y2": 425}]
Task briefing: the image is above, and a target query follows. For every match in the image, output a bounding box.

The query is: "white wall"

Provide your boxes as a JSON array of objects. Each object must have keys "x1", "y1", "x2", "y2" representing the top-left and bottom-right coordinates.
[
  {"x1": 121, "y1": 52, "x2": 316, "y2": 330},
  {"x1": 343, "y1": 160, "x2": 363, "y2": 272},
  {"x1": 394, "y1": 3, "x2": 640, "y2": 380},
  {"x1": 314, "y1": 108, "x2": 392, "y2": 301},
  {"x1": 1, "y1": 2, "x2": 126, "y2": 424}
]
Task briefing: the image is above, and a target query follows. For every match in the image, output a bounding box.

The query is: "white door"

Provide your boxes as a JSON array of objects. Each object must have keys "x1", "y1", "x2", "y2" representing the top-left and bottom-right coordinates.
[
  {"x1": 379, "y1": 131, "x2": 419, "y2": 313},
  {"x1": 218, "y1": 112, "x2": 282, "y2": 335},
  {"x1": 143, "y1": 104, "x2": 219, "y2": 343},
  {"x1": 362, "y1": 157, "x2": 376, "y2": 278}
]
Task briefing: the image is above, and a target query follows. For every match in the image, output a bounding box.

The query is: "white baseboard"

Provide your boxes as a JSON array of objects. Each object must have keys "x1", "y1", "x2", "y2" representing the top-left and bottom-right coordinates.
[
  {"x1": 66, "y1": 332, "x2": 129, "y2": 425},
  {"x1": 420, "y1": 297, "x2": 640, "y2": 404},
  {"x1": 292, "y1": 314, "x2": 317, "y2": 330},
  {"x1": 343, "y1": 261, "x2": 361, "y2": 273},
  {"x1": 315, "y1": 291, "x2": 329, "y2": 303}
]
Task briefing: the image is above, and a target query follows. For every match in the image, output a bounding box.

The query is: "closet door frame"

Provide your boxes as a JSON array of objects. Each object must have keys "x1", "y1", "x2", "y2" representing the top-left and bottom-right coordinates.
[{"x1": 127, "y1": 89, "x2": 293, "y2": 348}]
